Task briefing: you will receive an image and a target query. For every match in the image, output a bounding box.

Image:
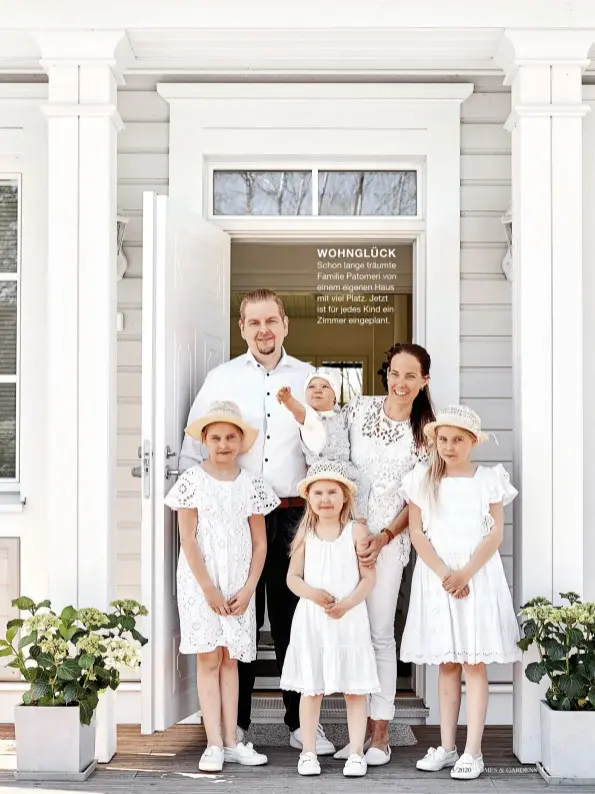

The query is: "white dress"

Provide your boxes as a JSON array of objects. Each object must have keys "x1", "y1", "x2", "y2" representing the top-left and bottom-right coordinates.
[
  {"x1": 164, "y1": 466, "x2": 280, "y2": 662},
  {"x1": 399, "y1": 463, "x2": 522, "y2": 666},
  {"x1": 280, "y1": 521, "x2": 380, "y2": 697}
]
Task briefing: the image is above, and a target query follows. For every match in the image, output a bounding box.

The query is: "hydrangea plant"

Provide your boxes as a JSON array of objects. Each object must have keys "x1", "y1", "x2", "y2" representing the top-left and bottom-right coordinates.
[
  {"x1": 0, "y1": 597, "x2": 148, "y2": 724},
  {"x1": 518, "y1": 592, "x2": 595, "y2": 711}
]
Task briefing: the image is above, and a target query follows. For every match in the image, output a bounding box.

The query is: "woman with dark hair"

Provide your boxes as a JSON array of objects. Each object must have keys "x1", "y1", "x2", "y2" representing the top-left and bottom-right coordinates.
[{"x1": 333, "y1": 343, "x2": 435, "y2": 765}]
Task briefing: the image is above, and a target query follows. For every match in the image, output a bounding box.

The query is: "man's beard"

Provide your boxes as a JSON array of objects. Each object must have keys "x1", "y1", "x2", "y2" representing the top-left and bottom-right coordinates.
[{"x1": 256, "y1": 340, "x2": 276, "y2": 355}]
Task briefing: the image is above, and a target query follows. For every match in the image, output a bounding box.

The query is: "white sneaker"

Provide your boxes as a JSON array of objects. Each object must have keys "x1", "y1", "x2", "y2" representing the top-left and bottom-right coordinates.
[
  {"x1": 290, "y1": 724, "x2": 336, "y2": 755},
  {"x1": 416, "y1": 745, "x2": 459, "y2": 771},
  {"x1": 224, "y1": 741, "x2": 268, "y2": 766},
  {"x1": 365, "y1": 744, "x2": 392, "y2": 766},
  {"x1": 334, "y1": 737, "x2": 372, "y2": 760},
  {"x1": 451, "y1": 753, "x2": 485, "y2": 780},
  {"x1": 298, "y1": 751, "x2": 321, "y2": 776},
  {"x1": 199, "y1": 745, "x2": 224, "y2": 772},
  {"x1": 236, "y1": 726, "x2": 246, "y2": 744},
  {"x1": 343, "y1": 754, "x2": 368, "y2": 777}
]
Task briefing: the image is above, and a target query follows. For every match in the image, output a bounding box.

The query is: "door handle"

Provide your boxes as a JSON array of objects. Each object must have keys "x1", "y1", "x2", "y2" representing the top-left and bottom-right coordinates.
[
  {"x1": 165, "y1": 466, "x2": 180, "y2": 480},
  {"x1": 131, "y1": 465, "x2": 142, "y2": 478}
]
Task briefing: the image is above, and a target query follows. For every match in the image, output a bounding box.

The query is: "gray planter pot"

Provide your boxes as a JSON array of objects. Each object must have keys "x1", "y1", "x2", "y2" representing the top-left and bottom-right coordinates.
[
  {"x1": 14, "y1": 704, "x2": 96, "y2": 779},
  {"x1": 540, "y1": 700, "x2": 595, "y2": 781}
]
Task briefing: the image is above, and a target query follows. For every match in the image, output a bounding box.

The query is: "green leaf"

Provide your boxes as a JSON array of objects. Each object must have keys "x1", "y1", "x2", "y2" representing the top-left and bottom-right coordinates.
[
  {"x1": 560, "y1": 697, "x2": 573, "y2": 711},
  {"x1": 585, "y1": 657, "x2": 595, "y2": 679},
  {"x1": 12, "y1": 597, "x2": 35, "y2": 612},
  {"x1": 119, "y1": 615, "x2": 135, "y2": 631},
  {"x1": 588, "y1": 687, "x2": 595, "y2": 705},
  {"x1": 23, "y1": 668, "x2": 38, "y2": 683},
  {"x1": 6, "y1": 625, "x2": 19, "y2": 645},
  {"x1": 559, "y1": 674, "x2": 588, "y2": 700},
  {"x1": 31, "y1": 680, "x2": 52, "y2": 701},
  {"x1": 6, "y1": 619, "x2": 24, "y2": 631},
  {"x1": 517, "y1": 637, "x2": 533, "y2": 653},
  {"x1": 22, "y1": 692, "x2": 32, "y2": 706},
  {"x1": 63, "y1": 682, "x2": 82, "y2": 705},
  {"x1": 60, "y1": 606, "x2": 78, "y2": 626},
  {"x1": 526, "y1": 661, "x2": 548, "y2": 684},
  {"x1": 78, "y1": 699, "x2": 95, "y2": 725},
  {"x1": 36, "y1": 652, "x2": 55, "y2": 669},
  {"x1": 56, "y1": 659, "x2": 81, "y2": 682},
  {"x1": 131, "y1": 628, "x2": 148, "y2": 647},
  {"x1": 543, "y1": 639, "x2": 566, "y2": 661},
  {"x1": 18, "y1": 632, "x2": 37, "y2": 651},
  {"x1": 94, "y1": 666, "x2": 111, "y2": 681},
  {"x1": 568, "y1": 628, "x2": 585, "y2": 646},
  {"x1": 35, "y1": 600, "x2": 52, "y2": 610},
  {"x1": 59, "y1": 624, "x2": 79, "y2": 642},
  {"x1": 78, "y1": 654, "x2": 95, "y2": 670},
  {"x1": 522, "y1": 619, "x2": 538, "y2": 638},
  {"x1": 0, "y1": 647, "x2": 13, "y2": 658}
]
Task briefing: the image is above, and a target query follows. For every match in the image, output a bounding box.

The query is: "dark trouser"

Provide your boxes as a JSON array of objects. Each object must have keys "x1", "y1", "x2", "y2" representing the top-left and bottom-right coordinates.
[{"x1": 237, "y1": 505, "x2": 303, "y2": 732}]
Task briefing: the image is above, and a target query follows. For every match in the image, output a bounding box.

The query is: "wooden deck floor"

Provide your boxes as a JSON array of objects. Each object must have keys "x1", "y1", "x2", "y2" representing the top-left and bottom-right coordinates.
[{"x1": 1, "y1": 724, "x2": 594, "y2": 793}]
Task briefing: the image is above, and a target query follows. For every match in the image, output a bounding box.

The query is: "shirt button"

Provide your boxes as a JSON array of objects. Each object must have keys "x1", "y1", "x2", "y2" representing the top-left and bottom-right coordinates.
[
  {"x1": 267, "y1": 435, "x2": 270, "y2": 440},
  {"x1": 265, "y1": 458, "x2": 269, "y2": 462},
  {"x1": 267, "y1": 413, "x2": 270, "y2": 418},
  {"x1": 267, "y1": 392, "x2": 270, "y2": 396}
]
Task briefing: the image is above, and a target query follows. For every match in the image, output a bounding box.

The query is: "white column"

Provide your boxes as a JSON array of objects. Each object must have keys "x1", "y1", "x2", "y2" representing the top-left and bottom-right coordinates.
[
  {"x1": 34, "y1": 30, "x2": 126, "y2": 762},
  {"x1": 498, "y1": 29, "x2": 594, "y2": 763}
]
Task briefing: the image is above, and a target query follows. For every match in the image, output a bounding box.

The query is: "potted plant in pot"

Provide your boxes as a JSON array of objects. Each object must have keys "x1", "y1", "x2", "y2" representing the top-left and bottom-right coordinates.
[
  {"x1": 0, "y1": 596, "x2": 148, "y2": 781},
  {"x1": 518, "y1": 591, "x2": 595, "y2": 782}
]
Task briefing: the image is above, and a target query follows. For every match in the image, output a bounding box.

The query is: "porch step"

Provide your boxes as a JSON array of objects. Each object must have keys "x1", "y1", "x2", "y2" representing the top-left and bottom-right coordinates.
[{"x1": 251, "y1": 694, "x2": 429, "y2": 725}]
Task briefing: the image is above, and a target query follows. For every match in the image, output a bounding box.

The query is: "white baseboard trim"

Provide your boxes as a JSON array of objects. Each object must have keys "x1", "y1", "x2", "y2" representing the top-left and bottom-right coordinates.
[{"x1": 1, "y1": 681, "x2": 513, "y2": 727}]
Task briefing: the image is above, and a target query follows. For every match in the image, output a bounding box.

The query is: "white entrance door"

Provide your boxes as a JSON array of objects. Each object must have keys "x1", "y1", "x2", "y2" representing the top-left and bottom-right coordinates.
[{"x1": 140, "y1": 192, "x2": 230, "y2": 733}]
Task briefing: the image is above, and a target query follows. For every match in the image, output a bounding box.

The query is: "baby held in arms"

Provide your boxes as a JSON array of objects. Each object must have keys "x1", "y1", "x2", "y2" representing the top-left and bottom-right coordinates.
[{"x1": 277, "y1": 368, "x2": 368, "y2": 519}]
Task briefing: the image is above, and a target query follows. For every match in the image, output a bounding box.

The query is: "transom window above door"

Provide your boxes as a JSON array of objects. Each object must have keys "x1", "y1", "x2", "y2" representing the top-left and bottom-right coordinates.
[{"x1": 212, "y1": 169, "x2": 418, "y2": 217}]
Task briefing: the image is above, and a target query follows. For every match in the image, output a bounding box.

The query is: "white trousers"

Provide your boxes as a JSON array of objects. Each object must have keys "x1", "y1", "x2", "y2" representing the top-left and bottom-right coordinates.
[{"x1": 365, "y1": 539, "x2": 405, "y2": 721}]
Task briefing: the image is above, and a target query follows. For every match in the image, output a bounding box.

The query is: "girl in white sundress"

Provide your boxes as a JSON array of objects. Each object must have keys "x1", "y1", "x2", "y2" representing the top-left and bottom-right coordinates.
[
  {"x1": 399, "y1": 405, "x2": 521, "y2": 782},
  {"x1": 280, "y1": 459, "x2": 379, "y2": 779},
  {"x1": 164, "y1": 400, "x2": 279, "y2": 774}
]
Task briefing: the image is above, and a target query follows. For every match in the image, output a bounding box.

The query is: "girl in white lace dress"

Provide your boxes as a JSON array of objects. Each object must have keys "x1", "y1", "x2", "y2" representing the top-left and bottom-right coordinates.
[
  {"x1": 399, "y1": 406, "x2": 521, "y2": 781},
  {"x1": 164, "y1": 401, "x2": 279, "y2": 773},
  {"x1": 280, "y1": 460, "x2": 379, "y2": 779}
]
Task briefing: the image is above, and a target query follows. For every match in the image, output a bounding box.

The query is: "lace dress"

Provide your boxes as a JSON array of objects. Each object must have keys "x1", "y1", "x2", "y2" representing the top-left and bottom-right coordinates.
[
  {"x1": 399, "y1": 463, "x2": 522, "y2": 665},
  {"x1": 164, "y1": 466, "x2": 280, "y2": 661},
  {"x1": 280, "y1": 522, "x2": 380, "y2": 696},
  {"x1": 345, "y1": 396, "x2": 428, "y2": 566}
]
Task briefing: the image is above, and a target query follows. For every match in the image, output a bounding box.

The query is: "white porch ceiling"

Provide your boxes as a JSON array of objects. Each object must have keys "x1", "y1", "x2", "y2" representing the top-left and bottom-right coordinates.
[{"x1": 1, "y1": 26, "x2": 595, "y2": 77}]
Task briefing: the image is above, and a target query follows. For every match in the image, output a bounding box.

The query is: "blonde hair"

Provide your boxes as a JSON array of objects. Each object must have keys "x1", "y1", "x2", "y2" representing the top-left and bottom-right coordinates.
[
  {"x1": 425, "y1": 425, "x2": 478, "y2": 504},
  {"x1": 239, "y1": 290, "x2": 286, "y2": 323},
  {"x1": 290, "y1": 481, "x2": 355, "y2": 556}
]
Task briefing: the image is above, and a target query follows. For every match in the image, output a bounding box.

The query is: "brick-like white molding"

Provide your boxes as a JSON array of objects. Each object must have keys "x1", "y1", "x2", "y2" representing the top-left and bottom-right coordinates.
[
  {"x1": 34, "y1": 30, "x2": 128, "y2": 763},
  {"x1": 497, "y1": 29, "x2": 595, "y2": 764}
]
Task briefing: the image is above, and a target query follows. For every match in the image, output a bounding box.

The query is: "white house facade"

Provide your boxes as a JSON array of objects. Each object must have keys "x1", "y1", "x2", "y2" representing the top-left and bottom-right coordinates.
[{"x1": 0, "y1": 0, "x2": 594, "y2": 765}]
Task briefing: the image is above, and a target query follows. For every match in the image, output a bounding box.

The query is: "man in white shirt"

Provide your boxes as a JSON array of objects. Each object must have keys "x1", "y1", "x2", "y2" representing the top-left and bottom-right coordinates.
[{"x1": 180, "y1": 289, "x2": 335, "y2": 755}]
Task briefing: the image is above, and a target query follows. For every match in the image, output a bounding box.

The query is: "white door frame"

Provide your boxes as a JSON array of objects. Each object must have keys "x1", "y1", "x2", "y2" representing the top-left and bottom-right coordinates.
[{"x1": 158, "y1": 81, "x2": 472, "y2": 722}]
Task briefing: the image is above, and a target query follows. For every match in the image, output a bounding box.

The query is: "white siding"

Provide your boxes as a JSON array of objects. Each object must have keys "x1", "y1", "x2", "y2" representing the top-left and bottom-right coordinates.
[
  {"x1": 113, "y1": 80, "x2": 514, "y2": 686},
  {"x1": 461, "y1": 82, "x2": 513, "y2": 684},
  {"x1": 116, "y1": 86, "x2": 169, "y2": 604}
]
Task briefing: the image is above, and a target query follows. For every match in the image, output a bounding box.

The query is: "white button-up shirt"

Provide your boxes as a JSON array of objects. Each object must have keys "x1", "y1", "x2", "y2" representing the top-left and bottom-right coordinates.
[{"x1": 179, "y1": 349, "x2": 326, "y2": 498}]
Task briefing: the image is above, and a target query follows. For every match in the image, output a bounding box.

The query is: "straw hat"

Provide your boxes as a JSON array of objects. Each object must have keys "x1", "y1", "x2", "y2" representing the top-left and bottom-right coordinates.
[
  {"x1": 304, "y1": 367, "x2": 342, "y2": 404},
  {"x1": 423, "y1": 405, "x2": 489, "y2": 444},
  {"x1": 185, "y1": 400, "x2": 259, "y2": 454},
  {"x1": 297, "y1": 459, "x2": 357, "y2": 499}
]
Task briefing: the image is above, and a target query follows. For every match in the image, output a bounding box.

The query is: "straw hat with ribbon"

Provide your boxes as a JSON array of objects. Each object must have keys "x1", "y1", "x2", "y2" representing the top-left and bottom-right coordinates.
[
  {"x1": 185, "y1": 400, "x2": 259, "y2": 454},
  {"x1": 297, "y1": 459, "x2": 357, "y2": 499},
  {"x1": 423, "y1": 405, "x2": 489, "y2": 444}
]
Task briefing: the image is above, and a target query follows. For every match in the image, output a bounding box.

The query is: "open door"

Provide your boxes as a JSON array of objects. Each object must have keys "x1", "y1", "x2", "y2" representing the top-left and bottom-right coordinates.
[{"x1": 140, "y1": 193, "x2": 230, "y2": 733}]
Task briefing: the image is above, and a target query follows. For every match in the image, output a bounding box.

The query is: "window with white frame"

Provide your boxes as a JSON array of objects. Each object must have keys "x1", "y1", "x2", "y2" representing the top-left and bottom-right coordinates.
[
  {"x1": 0, "y1": 177, "x2": 19, "y2": 482},
  {"x1": 212, "y1": 169, "x2": 418, "y2": 217}
]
